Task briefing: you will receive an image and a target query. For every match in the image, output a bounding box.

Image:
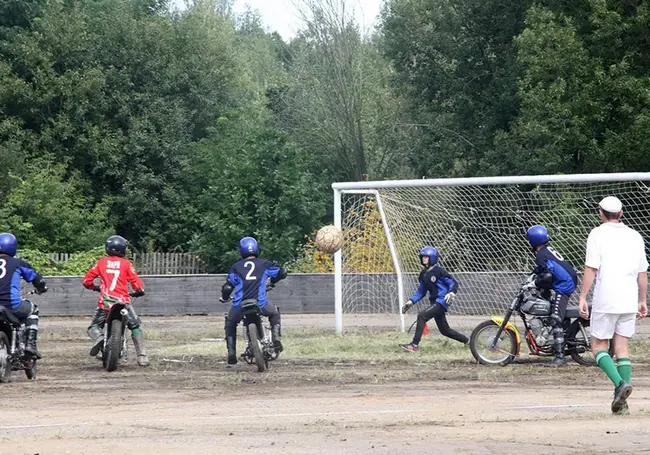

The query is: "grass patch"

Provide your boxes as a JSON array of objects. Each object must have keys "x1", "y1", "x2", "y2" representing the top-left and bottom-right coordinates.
[{"x1": 156, "y1": 329, "x2": 471, "y2": 363}]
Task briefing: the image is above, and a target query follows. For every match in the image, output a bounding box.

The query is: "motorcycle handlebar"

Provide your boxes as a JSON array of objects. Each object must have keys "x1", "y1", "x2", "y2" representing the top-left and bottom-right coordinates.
[
  {"x1": 90, "y1": 287, "x2": 141, "y2": 298},
  {"x1": 220, "y1": 283, "x2": 275, "y2": 304}
]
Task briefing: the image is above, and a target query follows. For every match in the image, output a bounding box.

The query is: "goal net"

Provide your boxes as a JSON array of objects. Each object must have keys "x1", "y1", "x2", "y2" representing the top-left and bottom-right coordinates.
[{"x1": 333, "y1": 173, "x2": 650, "y2": 332}]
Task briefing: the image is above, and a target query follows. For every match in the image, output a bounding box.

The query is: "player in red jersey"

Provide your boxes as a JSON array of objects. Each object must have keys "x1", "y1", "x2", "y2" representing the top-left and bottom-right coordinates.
[{"x1": 82, "y1": 235, "x2": 149, "y2": 366}]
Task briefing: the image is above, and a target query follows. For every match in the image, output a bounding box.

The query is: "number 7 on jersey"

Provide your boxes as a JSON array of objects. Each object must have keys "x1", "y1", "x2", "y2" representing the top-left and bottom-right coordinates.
[{"x1": 107, "y1": 269, "x2": 120, "y2": 291}]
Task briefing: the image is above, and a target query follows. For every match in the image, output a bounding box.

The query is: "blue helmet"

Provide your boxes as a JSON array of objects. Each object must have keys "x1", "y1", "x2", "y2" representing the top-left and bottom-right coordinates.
[
  {"x1": 239, "y1": 237, "x2": 260, "y2": 258},
  {"x1": 419, "y1": 246, "x2": 439, "y2": 266},
  {"x1": 0, "y1": 233, "x2": 17, "y2": 257},
  {"x1": 526, "y1": 225, "x2": 550, "y2": 249}
]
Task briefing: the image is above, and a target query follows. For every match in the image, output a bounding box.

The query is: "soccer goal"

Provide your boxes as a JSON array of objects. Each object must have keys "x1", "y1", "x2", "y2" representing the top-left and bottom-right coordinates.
[{"x1": 332, "y1": 173, "x2": 650, "y2": 333}]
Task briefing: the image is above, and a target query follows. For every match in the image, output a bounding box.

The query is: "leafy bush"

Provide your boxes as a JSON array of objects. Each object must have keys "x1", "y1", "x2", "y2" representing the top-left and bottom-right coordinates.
[{"x1": 17, "y1": 247, "x2": 105, "y2": 276}]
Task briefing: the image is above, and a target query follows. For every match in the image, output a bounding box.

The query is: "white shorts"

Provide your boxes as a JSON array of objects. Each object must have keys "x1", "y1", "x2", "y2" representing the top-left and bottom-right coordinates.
[{"x1": 590, "y1": 312, "x2": 636, "y2": 340}]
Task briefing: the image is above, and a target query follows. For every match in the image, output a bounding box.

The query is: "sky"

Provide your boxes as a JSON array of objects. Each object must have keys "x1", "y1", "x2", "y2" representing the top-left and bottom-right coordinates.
[{"x1": 173, "y1": 0, "x2": 384, "y2": 40}]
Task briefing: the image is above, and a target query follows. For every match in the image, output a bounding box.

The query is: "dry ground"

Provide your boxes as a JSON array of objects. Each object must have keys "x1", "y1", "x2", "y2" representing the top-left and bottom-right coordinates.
[{"x1": 2, "y1": 314, "x2": 650, "y2": 455}]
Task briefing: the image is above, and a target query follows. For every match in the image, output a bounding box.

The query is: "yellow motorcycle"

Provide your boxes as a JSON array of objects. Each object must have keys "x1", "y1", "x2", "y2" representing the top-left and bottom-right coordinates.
[{"x1": 469, "y1": 275, "x2": 595, "y2": 366}]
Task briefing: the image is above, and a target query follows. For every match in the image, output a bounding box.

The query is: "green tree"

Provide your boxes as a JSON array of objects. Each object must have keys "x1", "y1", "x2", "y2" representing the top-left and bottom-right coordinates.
[
  {"x1": 490, "y1": 4, "x2": 650, "y2": 175},
  {"x1": 278, "y1": 0, "x2": 411, "y2": 182},
  {"x1": 189, "y1": 112, "x2": 328, "y2": 271},
  {"x1": 0, "y1": 160, "x2": 112, "y2": 252},
  {"x1": 381, "y1": 0, "x2": 532, "y2": 177},
  {"x1": 0, "y1": 0, "x2": 242, "y2": 251}
]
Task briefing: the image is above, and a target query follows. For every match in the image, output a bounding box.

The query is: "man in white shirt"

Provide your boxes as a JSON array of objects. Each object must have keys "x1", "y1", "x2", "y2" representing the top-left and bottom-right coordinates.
[{"x1": 579, "y1": 196, "x2": 648, "y2": 415}]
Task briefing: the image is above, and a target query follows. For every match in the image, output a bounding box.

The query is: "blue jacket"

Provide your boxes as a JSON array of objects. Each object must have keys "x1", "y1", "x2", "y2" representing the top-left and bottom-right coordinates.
[
  {"x1": 226, "y1": 258, "x2": 284, "y2": 309},
  {"x1": 534, "y1": 245, "x2": 577, "y2": 295},
  {"x1": 410, "y1": 266, "x2": 458, "y2": 311},
  {"x1": 0, "y1": 256, "x2": 42, "y2": 309}
]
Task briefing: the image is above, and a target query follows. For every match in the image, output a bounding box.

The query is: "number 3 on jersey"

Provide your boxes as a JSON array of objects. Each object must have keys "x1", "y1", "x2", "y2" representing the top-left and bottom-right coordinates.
[
  {"x1": 244, "y1": 261, "x2": 257, "y2": 281},
  {"x1": 107, "y1": 269, "x2": 120, "y2": 291},
  {"x1": 0, "y1": 259, "x2": 6, "y2": 280}
]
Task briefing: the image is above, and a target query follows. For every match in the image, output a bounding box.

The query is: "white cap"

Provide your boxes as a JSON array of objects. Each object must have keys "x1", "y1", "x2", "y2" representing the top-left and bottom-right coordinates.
[{"x1": 599, "y1": 196, "x2": 622, "y2": 213}]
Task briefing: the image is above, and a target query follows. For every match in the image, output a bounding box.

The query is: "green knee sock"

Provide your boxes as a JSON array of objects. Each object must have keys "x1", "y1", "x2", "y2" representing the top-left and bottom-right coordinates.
[
  {"x1": 617, "y1": 357, "x2": 632, "y2": 384},
  {"x1": 595, "y1": 351, "x2": 623, "y2": 387}
]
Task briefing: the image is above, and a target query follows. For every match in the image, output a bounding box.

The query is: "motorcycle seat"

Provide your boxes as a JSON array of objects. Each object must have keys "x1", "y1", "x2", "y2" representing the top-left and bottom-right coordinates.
[
  {"x1": 0, "y1": 306, "x2": 22, "y2": 326},
  {"x1": 241, "y1": 299, "x2": 261, "y2": 314},
  {"x1": 565, "y1": 306, "x2": 591, "y2": 319}
]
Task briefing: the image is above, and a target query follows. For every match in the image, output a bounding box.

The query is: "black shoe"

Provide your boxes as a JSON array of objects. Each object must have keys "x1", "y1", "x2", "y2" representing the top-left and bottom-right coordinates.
[
  {"x1": 612, "y1": 381, "x2": 633, "y2": 414},
  {"x1": 24, "y1": 346, "x2": 41, "y2": 360},
  {"x1": 89, "y1": 338, "x2": 103, "y2": 357},
  {"x1": 543, "y1": 356, "x2": 566, "y2": 367},
  {"x1": 227, "y1": 354, "x2": 237, "y2": 365},
  {"x1": 273, "y1": 339, "x2": 283, "y2": 353},
  {"x1": 613, "y1": 400, "x2": 630, "y2": 415}
]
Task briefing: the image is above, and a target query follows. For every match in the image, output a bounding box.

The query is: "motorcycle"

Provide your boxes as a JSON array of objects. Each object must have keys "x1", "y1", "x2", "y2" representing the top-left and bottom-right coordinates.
[
  {"x1": 100, "y1": 292, "x2": 141, "y2": 372},
  {"x1": 239, "y1": 285, "x2": 280, "y2": 373},
  {"x1": 0, "y1": 291, "x2": 40, "y2": 383},
  {"x1": 470, "y1": 274, "x2": 595, "y2": 366}
]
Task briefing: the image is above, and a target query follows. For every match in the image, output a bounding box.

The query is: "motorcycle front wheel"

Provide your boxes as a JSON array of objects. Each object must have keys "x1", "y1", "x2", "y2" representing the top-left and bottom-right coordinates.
[{"x1": 470, "y1": 320, "x2": 518, "y2": 366}]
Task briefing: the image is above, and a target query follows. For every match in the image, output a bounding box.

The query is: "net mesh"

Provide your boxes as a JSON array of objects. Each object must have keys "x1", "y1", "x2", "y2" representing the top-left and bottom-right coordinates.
[{"x1": 341, "y1": 180, "x2": 650, "y2": 316}]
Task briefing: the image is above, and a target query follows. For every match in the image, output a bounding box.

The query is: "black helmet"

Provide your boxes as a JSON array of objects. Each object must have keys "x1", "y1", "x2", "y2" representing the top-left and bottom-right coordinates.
[{"x1": 105, "y1": 235, "x2": 128, "y2": 257}]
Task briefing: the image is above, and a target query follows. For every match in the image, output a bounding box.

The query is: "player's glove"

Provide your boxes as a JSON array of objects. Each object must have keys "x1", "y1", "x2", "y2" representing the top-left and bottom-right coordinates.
[
  {"x1": 35, "y1": 285, "x2": 48, "y2": 295},
  {"x1": 130, "y1": 289, "x2": 145, "y2": 298},
  {"x1": 92, "y1": 285, "x2": 101, "y2": 292},
  {"x1": 444, "y1": 292, "x2": 456, "y2": 305},
  {"x1": 401, "y1": 300, "x2": 414, "y2": 314}
]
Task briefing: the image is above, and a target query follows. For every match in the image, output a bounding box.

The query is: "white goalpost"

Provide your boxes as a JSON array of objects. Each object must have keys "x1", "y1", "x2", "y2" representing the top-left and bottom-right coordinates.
[{"x1": 332, "y1": 172, "x2": 650, "y2": 334}]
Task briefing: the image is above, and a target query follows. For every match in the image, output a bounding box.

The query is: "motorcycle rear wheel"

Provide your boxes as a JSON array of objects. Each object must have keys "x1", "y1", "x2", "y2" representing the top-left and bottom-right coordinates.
[
  {"x1": 247, "y1": 323, "x2": 267, "y2": 373},
  {"x1": 104, "y1": 319, "x2": 123, "y2": 372},
  {"x1": 470, "y1": 320, "x2": 518, "y2": 366},
  {"x1": 0, "y1": 332, "x2": 11, "y2": 383},
  {"x1": 566, "y1": 320, "x2": 597, "y2": 366}
]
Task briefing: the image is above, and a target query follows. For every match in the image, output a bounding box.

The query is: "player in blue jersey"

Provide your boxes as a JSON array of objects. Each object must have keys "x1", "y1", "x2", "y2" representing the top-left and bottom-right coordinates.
[
  {"x1": 400, "y1": 246, "x2": 469, "y2": 353},
  {"x1": 220, "y1": 237, "x2": 287, "y2": 365},
  {"x1": 0, "y1": 233, "x2": 48, "y2": 359},
  {"x1": 526, "y1": 225, "x2": 578, "y2": 366}
]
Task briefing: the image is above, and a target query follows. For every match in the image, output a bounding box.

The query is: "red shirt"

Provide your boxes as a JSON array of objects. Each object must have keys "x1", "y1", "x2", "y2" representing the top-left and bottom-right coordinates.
[{"x1": 82, "y1": 256, "x2": 144, "y2": 309}]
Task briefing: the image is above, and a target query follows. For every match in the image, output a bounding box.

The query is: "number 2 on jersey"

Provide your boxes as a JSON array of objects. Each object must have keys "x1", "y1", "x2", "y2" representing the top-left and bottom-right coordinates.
[
  {"x1": 244, "y1": 261, "x2": 256, "y2": 281},
  {"x1": 107, "y1": 269, "x2": 120, "y2": 291}
]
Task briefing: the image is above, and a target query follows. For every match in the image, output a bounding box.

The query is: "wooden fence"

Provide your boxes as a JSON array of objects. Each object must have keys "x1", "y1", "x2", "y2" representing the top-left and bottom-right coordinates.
[{"x1": 47, "y1": 252, "x2": 206, "y2": 275}]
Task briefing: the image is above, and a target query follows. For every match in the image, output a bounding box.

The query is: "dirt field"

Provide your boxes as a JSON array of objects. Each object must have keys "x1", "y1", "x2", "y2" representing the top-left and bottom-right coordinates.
[{"x1": 3, "y1": 314, "x2": 650, "y2": 455}]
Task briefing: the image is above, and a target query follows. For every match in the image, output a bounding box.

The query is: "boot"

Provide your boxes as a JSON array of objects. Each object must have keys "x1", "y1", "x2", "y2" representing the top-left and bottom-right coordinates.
[
  {"x1": 544, "y1": 341, "x2": 566, "y2": 367},
  {"x1": 226, "y1": 335, "x2": 237, "y2": 365},
  {"x1": 88, "y1": 325, "x2": 104, "y2": 358},
  {"x1": 131, "y1": 329, "x2": 149, "y2": 366},
  {"x1": 24, "y1": 329, "x2": 41, "y2": 360},
  {"x1": 271, "y1": 324, "x2": 283, "y2": 353},
  {"x1": 544, "y1": 329, "x2": 566, "y2": 367},
  {"x1": 544, "y1": 353, "x2": 566, "y2": 367}
]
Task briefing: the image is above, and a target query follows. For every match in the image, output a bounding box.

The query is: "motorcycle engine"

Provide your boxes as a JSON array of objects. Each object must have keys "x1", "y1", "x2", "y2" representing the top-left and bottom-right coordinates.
[{"x1": 527, "y1": 317, "x2": 552, "y2": 347}]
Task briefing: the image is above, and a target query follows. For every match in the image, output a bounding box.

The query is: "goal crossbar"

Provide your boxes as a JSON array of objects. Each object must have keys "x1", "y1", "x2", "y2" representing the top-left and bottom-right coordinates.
[{"x1": 333, "y1": 172, "x2": 650, "y2": 191}]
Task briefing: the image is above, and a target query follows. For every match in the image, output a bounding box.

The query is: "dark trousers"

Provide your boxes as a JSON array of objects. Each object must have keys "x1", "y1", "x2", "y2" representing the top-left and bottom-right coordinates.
[
  {"x1": 225, "y1": 303, "x2": 280, "y2": 340},
  {"x1": 552, "y1": 293, "x2": 569, "y2": 323},
  {"x1": 412, "y1": 303, "x2": 468, "y2": 346},
  {"x1": 88, "y1": 305, "x2": 142, "y2": 334},
  {"x1": 551, "y1": 293, "x2": 570, "y2": 355},
  {"x1": 1, "y1": 300, "x2": 39, "y2": 330}
]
